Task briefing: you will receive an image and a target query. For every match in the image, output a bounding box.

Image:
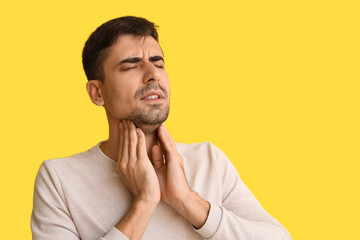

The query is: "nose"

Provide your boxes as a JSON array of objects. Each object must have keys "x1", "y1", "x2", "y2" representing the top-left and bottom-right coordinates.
[{"x1": 142, "y1": 62, "x2": 161, "y2": 84}]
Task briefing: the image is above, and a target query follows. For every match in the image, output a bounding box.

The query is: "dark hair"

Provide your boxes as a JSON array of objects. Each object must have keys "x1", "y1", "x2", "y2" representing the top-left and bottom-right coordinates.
[{"x1": 82, "y1": 16, "x2": 159, "y2": 81}]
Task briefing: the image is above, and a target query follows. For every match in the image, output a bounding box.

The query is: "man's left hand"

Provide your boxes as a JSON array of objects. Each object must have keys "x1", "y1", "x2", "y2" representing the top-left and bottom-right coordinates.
[{"x1": 151, "y1": 124, "x2": 210, "y2": 229}]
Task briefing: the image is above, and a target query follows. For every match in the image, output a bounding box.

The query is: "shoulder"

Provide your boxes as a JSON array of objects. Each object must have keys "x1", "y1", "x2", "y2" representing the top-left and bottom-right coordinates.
[
  {"x1": 176, "y1": 141, "x2": 237, "y2": 175},
  {"x1": 175, "y1": 141, "x2": 232, "y2": 169},
  {"x1": 175, "y1": 141, "x2": 216, "y2": 153},
  {"x1": 34, "y1": 142, "x2": 113, "y2": 196},
  {"x1": 176, "y1": 141, "x2": 228, "y2": 160},
  {"x1": 37, "y1": 143, "x2": 103, "y2": 177}
]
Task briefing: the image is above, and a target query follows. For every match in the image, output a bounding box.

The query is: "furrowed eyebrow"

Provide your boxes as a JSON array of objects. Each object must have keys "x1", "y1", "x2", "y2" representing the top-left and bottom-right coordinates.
[
  {"x1": 149, "y1": 55, "x2": 164, "y2": 62},
  {"x1": 117, "y1": 55, "x2": 164, "y2": 67},
  {"x1": 118, "y1": 57, "x2": 142, "y2": 65}
]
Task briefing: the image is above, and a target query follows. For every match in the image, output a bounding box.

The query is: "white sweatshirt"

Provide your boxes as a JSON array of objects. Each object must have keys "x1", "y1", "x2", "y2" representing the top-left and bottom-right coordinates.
[{"x1": 31, "y1": 141, "x2": 291, "y2": 240}]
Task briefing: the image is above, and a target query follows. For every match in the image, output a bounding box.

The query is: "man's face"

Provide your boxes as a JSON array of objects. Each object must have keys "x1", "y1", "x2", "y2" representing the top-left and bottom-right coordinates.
[{"x1": 100, "y1": 34, "x2": 170, "y2": 133}]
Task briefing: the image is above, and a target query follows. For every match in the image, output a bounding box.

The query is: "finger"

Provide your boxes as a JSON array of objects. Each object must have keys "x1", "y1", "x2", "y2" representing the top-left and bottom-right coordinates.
[
  {"x1": 127, "y1": 121, "x2": 138, "y2": 164},
  {"x1": 151, "y1": 145, "x2": 164, "y2": 171},
  {"x1": 136, "y1": 128, "x2": 147, "y2": 159},
  {"x1": 117, "y1": 121, "x2": 123, "y2": 164},
  {"x1": 121, "y1": 120, "x2": 129, "y2": 164},
  {"x1": 157, "y1": 124, "x2": 177, "y2": 154}
]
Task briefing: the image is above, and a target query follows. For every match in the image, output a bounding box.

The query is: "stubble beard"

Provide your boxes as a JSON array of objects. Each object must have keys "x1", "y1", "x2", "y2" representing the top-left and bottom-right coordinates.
[
  {"x1": 128, "y1": 102, "x2": 170, "y2": 134},
  {"x1": 127, "y1": 82, "x2": 170, "y2": 134}
]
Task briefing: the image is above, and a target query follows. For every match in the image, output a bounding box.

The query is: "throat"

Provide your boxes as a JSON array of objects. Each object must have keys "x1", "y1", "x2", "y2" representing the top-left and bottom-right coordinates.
[{"x1": 144, "y1": 130, "x2": 160, "y2": 159}]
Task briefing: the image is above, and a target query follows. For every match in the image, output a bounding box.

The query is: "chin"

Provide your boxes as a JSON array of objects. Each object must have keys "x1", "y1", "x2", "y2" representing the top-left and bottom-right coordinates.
[
  {"x1": 130, "y1": 107, "x2": 170, "y2": 134},
  {"x1": 138, "y1": 123, "x2": 162, "y2": 134},
  {"x1": 123, "y1": 105, "x2": 170, "y2": 134}
]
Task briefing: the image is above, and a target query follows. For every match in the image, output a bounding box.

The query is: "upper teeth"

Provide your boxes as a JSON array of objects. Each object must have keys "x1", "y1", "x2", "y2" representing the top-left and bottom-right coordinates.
[{"x1": 146, "y1": 95, "x2": 159, "y2": 99}]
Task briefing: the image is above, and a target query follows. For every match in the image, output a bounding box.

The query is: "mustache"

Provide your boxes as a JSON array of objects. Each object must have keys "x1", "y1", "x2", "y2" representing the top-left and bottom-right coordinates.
[{"x1": 134, "y1": 83, "x2": 168, "y2": 99}]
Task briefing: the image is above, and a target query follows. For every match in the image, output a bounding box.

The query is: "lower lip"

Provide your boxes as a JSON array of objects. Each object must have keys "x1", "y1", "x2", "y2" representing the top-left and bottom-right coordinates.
[{"x1": 141, "y1": 97, "x2": 163, "y2": 102}]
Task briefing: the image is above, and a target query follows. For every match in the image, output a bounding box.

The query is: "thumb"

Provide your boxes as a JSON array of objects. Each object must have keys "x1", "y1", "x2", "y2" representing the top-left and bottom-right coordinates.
[{"x1": 151, "y1": 145, "x2": 164, "y2": 171}]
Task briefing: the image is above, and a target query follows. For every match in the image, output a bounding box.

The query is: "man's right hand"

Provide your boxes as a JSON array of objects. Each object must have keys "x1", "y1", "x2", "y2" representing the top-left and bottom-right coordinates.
[
  {"x1": 116, "y1": 120, "x2": 160, "y2": 204},
  {"x1": 114, "y1": 120, "x2": 160, "y2": 240}
]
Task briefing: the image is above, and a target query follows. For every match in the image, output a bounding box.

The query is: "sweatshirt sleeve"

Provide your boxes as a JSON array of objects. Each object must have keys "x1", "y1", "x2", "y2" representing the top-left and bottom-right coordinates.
[
  {"x1": 100, "y1": 227, "x2": 129, "y2": 240},
  {"x1": 31, "y1": 161, "x2": 80, "y2": 240},
  {"x1": 31, "y1": 161, "x2": 129, "y2": 240},
  {"x1": 194, "y1": 144, "x2": 292, "y2": 240}
]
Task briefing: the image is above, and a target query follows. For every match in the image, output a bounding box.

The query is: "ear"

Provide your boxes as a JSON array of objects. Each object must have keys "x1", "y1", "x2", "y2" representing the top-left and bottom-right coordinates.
[{"x1": 86, "y1": 80, "x2": 104, "y2": 106}]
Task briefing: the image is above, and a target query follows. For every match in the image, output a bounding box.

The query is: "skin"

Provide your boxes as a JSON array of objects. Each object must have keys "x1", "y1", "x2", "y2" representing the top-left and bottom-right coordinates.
[{"x1": 86, "y1": 35, "x2": 210, "y2": 240}]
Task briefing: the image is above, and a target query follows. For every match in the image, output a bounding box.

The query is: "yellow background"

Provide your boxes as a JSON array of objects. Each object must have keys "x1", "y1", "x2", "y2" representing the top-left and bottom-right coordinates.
[{"x1": 1, "y1": 0, "x2": 359, "y2": 239}]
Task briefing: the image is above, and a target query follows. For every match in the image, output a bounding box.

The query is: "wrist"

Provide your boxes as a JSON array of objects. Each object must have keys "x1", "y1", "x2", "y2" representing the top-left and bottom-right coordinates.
[
  {"x1": 134, "y1": 196, "x2": 159, "y2": 211},
  {"x1": 115, "y1": 198, "x2": 158, "y2": 239},
  {"x1": 135, "y1": 189, "x2": 161, "y2": 207},
  {"x1": 169, "y1": 189, "x2": 210, "y2": 229}
]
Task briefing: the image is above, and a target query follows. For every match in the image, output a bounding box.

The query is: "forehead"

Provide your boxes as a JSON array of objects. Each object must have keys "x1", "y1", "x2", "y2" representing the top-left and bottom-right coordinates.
[{"x1": 108, "y1": 34, "x2": 163, "y2": 60}]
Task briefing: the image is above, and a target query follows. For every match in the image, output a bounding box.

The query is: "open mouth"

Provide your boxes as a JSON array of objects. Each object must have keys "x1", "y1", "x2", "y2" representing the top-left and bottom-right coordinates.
[
  {"x1": 144, "y1": 94, "x2": 160, "y2": 100},
  {"x1": 140, "y1": 91, "x2": 164, "y2": 101}
]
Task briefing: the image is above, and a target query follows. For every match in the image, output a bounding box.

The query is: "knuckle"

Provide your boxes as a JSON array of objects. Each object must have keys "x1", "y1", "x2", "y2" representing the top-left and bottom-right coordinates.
[
  {"x1": 130, "y1": 136, "x2": 136, "y2": 145},
  {"x1": 136, "y1": 143, "x2": 142, "y2": 151},
  {"x1": 118, "y1": 162, "x2": 127, "y2": 171}
]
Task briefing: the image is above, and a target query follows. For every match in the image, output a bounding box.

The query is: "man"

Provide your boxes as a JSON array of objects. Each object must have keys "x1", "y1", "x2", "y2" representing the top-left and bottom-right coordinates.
[{"x1": 31, "y1": 16, "x2": 291, "y2": 240}]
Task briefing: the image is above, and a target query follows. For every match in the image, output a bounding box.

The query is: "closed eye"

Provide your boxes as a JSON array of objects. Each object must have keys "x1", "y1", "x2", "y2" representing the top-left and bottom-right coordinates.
[
  {"x1": 122, "y1": 66, "x2": 138, "y2": 71},
  {"x1": 150, "y1": 55, "x2": 165, "y2": 69}
]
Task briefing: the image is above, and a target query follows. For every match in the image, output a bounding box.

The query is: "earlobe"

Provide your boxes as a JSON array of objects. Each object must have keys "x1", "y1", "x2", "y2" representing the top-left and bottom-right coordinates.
[{"x1": 86, "y1": 80, "x2": 104, "y2": 106}]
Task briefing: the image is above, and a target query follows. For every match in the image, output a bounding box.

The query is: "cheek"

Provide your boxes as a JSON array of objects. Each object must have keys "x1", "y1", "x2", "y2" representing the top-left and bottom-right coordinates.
[
  {"x1": 103, "y1": 85, "x2": 137, "y2": 115},
  {"x1": 104, "y1": 78, "x2": 135, "y2": 103}
]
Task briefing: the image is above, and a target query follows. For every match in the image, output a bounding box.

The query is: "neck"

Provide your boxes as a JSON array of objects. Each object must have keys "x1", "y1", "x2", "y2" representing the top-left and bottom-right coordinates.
[{"x1": 100, "y1": 117, "x2": 160, "y2": 162}]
